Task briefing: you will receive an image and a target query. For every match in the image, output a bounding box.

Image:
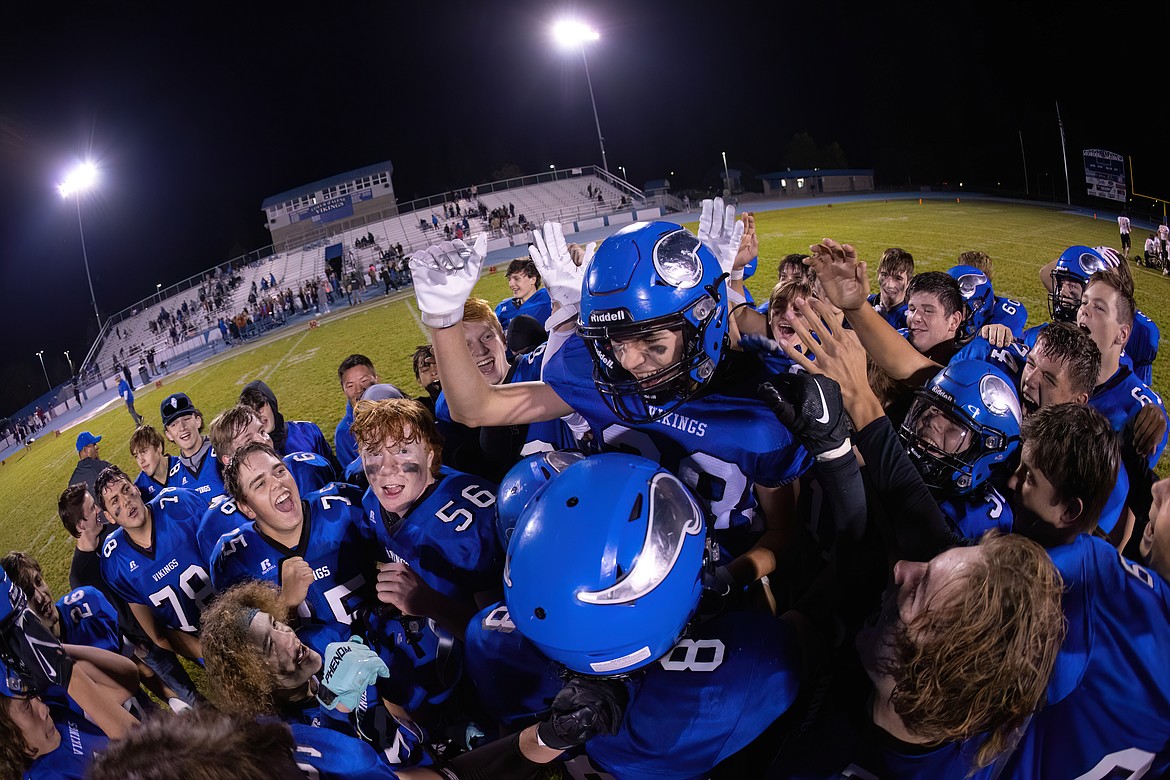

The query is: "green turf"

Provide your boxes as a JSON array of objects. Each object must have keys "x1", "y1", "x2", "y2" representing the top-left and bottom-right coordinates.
[{"x1": 4, "y1": 198, "x2": 1165, "y2": 599}]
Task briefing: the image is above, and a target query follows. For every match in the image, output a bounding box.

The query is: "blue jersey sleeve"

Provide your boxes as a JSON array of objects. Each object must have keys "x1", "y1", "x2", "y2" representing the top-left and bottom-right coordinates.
[
  {"x1": 335, "y1": 406, "x2": 358, "y2": 470},
  {"x1": 989, "y1": 296, "x2": 1028, "y2": 337},
  {"x1": 55, "y1": 587, "x2": 120, "y2": 654},
  {"x1": 289, "y1": 723, "x2": 405, "y2": 779}
]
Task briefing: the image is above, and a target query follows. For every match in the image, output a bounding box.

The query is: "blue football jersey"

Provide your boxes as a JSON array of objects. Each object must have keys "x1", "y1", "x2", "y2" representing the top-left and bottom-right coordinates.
[
  {"x1": 1088, "y1": 365, "x2": 1168, "y2": 469},
  {"x1": 100, "y1": 487, "x2": 213, "y2": 634},
  {"x1": 285, "y1": 420, "x2": 336, "y2": 465},
  {"x1": 950, "y1": 337, "x2": 1030, "y2": 387},
  {"x1": 211, "y1": 482, "x2": 372, "y2": 652},
  {"x1": 54, "y1": 586, "x2": 120, "y2": 653},
  {"x1": 868, "y1": 293, "x2": 909, "y2": 330},
  {"x1": 988, "y1": 295, "x2": 1027, "y2": 337},
  {"x1": 290, "y1": 723, "x2": 408, "y2": 779},
  {"x1": 335, "y1": 404, "x2": 359, "y2": 472},
  {"x1": 466, "y1": 604, "x2": 803, "y2": 780},
  {"x1": 495, "y1": 287, "x2": 552, "y2": 333},
  {"x1": 133, "y1": 455, "x2": 181, "y2": 501},
  {"x1": 938, "y1": 483, "x2": 1013, "y2": 540},
  {"x1": 1125, "y1": 309, "x2": 1160, "y2": 386},
  {"x1": 544, "y1": 336, "x2": 812, "y2": 531},
  {"x1": 359, "y1": 468, "x2": 501, "y2": 601},
  {"x1": 195, "y1": 452, "x2": 341, "y2": 562},
  {"x1": 994, "y1": 536, "x2": 1170, "y2": 778},
  {"x1": 172, "y1": 440, "x2": 225, "y2": 499},
  {"x1": 24, "y1": 705, "x2": 109, "y2": 780}
]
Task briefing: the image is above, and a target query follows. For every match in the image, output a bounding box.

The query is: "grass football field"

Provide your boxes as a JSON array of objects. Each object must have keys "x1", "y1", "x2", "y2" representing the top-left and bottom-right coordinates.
[{"x1": 3, "y1": 197, "x2": 1165, "y2": 598}]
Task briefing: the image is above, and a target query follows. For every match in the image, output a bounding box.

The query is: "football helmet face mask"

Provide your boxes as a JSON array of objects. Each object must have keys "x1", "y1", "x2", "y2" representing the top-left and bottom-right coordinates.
[
  {"x1": 577, "y1": 222, "x2": 729, "y2": 424},
  {"x1": 504, "y1": 453, "x2": 708, "y2": 676},
  {"x1": 1049, "y1": 246, "x2": 1108, "y2": 323},
  {"x1": 900, "y1": 360, "x2": 1022, "y2": 495},
  {"x1": 947, "y1": 265, "x2": 994, "y2": 338},
  {"x1": 495, "y1": 450, "x2": 586, "y2": 549}
]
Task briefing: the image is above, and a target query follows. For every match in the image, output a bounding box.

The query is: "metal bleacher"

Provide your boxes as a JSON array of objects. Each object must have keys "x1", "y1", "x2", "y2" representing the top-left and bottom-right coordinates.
[{"x1": 83, "y1": 166, "x2": 649, "y2": 380}]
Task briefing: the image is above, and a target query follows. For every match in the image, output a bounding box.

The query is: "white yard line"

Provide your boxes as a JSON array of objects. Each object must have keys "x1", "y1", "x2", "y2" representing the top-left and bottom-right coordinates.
[
  {"x1": 261, "y1": 329, "x2": 311, "y2": 382},
  {"x1": 405, "y1": 301, "x2": 428, "y2": 338}
]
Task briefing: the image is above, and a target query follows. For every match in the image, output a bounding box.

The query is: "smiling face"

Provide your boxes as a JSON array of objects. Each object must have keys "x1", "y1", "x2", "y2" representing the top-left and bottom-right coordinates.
[
  {"x1": 415, "y1": 353, "x2": 440, "y2": 395},
  {"x1": 911, "y1": 404, "x2": 970, "y2": 455},
  {"x1": 464, "y1": 318, "x2": 509, "y2": 385},
  {"x1": 253, "y1": 401, "x2": 275, "y2": 435},
  {"x1": 235, "y1": 450, "x2": 303, "y2": 545},
  {"x1": 905, "y1": 292, "x2": 963, "y2": 353},
  {"x1": 6, "y1": 695, "x2": 60, "y2": 759},
  {"x1": 507, "y1": 271, "x2": 538, "y2": 302},
  {"x1": 77, "y1": 491, "x2": 102, "y2": 538},
  {"x1": 101, "y1": 477, "x2": 150, "y2": 534},
  {"x1": 610, "y1": 328, "x2": 685, "y2": 389},
  {"x1": 24, "y1": 569, "x2": 59, "y2": 637},
  {"x1": 362, "y1": 426, "x2": 436, "y2": 517},
  {"x1": 165, "y1": 413, "x2": 204, "y2": 458},
  {"x1": 132, "y1": 443, "x2": 166, "y2": 481},
  {"x1": 340, "y1": 364, "x2": 379, "y2": 406},
  {"x1": 247, "y1": 611, "x2": 321, "y2": 693}
]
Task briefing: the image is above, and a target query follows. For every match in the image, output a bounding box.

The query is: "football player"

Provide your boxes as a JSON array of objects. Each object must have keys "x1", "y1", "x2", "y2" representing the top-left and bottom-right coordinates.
[
  {"x1": 466, "y1": 453, "x2": 805, "y2": 778},
  {"x1": 866, "y1": 247, "x2": 914, "y2": 329},
  {"x1": 494, "y1": 257, "x2": 551, "y2": 335},
  {"x1": 95, "y1": 468, "x2": 210, "y2": 662},
  {"x1": 953, "y1": 250, "x2": 1028, "y2": 338},
  {"x1": 128, "y1": 425, "x2": 179, "y2": 501},
  {"x1": 412, "y1": 215, "x2": 811, "y2": 595},
  {"x1": 239, "y1": 379, "x2": 337, "y2": 467},
  {"x1": 335, "y1": 354, "x2": 382, "y2": 470},
  {"x1": 159, "y1": 392, "x2": 224, "y2": 500}
]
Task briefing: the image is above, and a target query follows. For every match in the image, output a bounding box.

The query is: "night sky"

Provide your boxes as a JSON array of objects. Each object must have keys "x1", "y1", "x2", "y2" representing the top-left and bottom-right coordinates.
[{"x1": 1, "y1": 0, "x2": 1166, "y2": 414}]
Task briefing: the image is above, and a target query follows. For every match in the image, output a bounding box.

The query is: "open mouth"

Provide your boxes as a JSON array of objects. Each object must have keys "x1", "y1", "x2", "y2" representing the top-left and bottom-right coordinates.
[
  {"x1": 274, "y1": 490, "x2": 294, "y2": 513},
  {"x1": 380, "y1": 483, "x2": 405, "y2": 501},
  {"x1": 1021, "y1": 394, "x2": 1040, "y2": 416},
  {"x1": 295, "y1": 643, "x2": 307, "y2": 667},
  {"x1": 476, "y1": 357, "x2": 495, "y2": 376}
]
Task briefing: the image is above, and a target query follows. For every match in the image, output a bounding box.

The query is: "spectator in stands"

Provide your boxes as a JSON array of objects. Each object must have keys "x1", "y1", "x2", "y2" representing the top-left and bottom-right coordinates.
[{"x1": 69, "y1": 432, "x2": 113, "y2": 496}]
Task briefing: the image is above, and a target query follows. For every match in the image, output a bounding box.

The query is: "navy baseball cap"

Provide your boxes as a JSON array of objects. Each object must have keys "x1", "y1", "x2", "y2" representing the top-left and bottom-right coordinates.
[
  {"x1": 75, "y1": 431, "x2": 102, "y2": 452},
  {"x1": 161, "y1": 393, "x2": 199, "y2": 426}
]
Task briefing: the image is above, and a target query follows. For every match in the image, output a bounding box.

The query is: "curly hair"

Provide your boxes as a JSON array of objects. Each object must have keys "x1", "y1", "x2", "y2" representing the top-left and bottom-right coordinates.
[
  {"x1": 885, "y1": 532, "x2": 1066, "y2": 770},
  {"x1": 199, "y1": 580, "x2": 288, "y2": 719},
  {"x1": 88, "y1": 707, "x2": 301, "y2": 780},
  {"x1": 0, "y1": 695, "x2": 34, "y2": 779},
  {"x1": 350, "y1": 398, "x2": 443, "y2": 478}
]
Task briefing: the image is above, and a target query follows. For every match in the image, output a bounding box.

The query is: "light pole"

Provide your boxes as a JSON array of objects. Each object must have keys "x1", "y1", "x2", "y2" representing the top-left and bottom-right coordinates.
[
  {"x1": 63, "y1": 350, "x2": 74, "y2": 378},
  {"x1": 553, "y1": 20, "x2": 608, "y2": 173},
  {"x1": 35, "y1": 351, "x2": 51, "y2": 393},
  {"x1": 722, "y1": 151, "x2": 731, "y2": 197},
  {"x1": 619, "y1": 165, "x2": 627, "y2": 181},
  {"x1": 57, "y1": 162, "x2": 102, "y2": 334}
]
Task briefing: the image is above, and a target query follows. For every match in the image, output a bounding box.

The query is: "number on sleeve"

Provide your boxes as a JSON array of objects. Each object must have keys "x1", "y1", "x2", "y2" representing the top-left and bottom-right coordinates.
[
  {"x1": 62, "y1": 589, "x2": 87, "y2": 606},
  {"x1": 658, "y1": 638, "x2": 726, "y2": 672},
  {"x1": 1072, "y1": 748, "x2": 1155, "y2": 780},
  {"x1": 320, "y1": 494, "x2": 352, "y2": 510},
  {"x1": 1118, "y1": 553, "x2": 1156, "y2": 589},
  {"x1": 291, "y1": 452, "x2": 317, "y2": 463},
  {"x1": 1131, "y1": 386, "x2": 1154, "y2": 407}
]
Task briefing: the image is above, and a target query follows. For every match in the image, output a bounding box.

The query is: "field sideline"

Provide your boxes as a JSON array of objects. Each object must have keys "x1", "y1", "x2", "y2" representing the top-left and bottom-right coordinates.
[{"x1": 4, "y1": 197, "x2": 1166, "y2": 597}]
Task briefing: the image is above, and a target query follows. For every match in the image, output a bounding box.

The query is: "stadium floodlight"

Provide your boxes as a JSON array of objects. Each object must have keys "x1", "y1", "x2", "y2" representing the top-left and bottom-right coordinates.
[
  {"x1": 35, "y1": 351, "x2": 51, "y2": 393},
  {"x1": 57, "y1": 161, "x2": 103, "y2": 334},
  {"x1": 553, "y1": 20, "x2": 608, "y2": 173}
]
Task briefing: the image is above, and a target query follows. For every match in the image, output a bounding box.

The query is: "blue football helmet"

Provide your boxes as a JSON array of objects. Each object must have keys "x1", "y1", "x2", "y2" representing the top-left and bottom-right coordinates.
[
  {"x1": 1049, "y1": 246, "x2": 1109, "y2": 322},
  {"x1": 947, "y1": 265, "x2": 994, "y2": 338},
  {"x1": 504, "y1": 453, "x2": 708, "y2": 676},
  {"x1": 495, "y1": 449, "x2": 587, "y2": 549},
  {"x1": 577, "y1": 221, "x2": 729, "y2": 424},
  {"x1": 900, "y1": 359, "x2": 1022, "y2": 495}
]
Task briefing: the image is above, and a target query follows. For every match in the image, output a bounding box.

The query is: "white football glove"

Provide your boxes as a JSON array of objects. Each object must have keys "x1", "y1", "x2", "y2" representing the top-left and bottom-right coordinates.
[
  {"x1": 698, "y1": 197, "x2": 744, "y2": 279},
  {"x1": 409, "y1": 234, "x2": 488, "y2": 328},
  {"x1": 529, "y1": 222, "x2": 589, "y2": 331}
]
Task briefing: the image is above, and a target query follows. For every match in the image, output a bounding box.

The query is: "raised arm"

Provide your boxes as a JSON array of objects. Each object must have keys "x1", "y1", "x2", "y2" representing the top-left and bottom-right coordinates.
[
  {"x1": 806, "y1": 238, "x2": 940, "y2": 385},
  {"x1": 411, "y1": 236, "x2": 574, "y2": 428}
]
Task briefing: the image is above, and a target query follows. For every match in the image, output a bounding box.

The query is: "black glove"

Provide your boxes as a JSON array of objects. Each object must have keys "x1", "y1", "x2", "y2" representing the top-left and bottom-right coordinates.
[
  {"x1": 758, "y1": 373, "x2": 850, "y2": 459},
  {"x1": 536, "y1": 676, "x2": 629, "y2": 750},
  {"x1": 0, "y1": 573, "x2": 74, "y2": 695}
]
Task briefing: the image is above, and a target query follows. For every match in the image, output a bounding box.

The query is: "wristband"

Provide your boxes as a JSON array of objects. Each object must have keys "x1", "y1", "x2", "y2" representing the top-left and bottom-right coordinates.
[
  {"x1": 420, "y1": 309, "x2": 465, "y2": 329},
  {"x1": 545, "y1": 303, "x2": 579, "y2": 332},
  {"x1": 815, "y1": 438, "x2": 853, "y2": 462},
  {"x1": 730, "y1": 268, "x2": 744, "y2": 281}
]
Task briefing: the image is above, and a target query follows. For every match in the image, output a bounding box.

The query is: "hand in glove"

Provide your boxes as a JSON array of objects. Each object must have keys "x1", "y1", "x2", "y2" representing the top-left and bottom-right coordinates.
[
  {"x1": 536, "y1": 675, "x2": 629, "y2": 750},
  {"x1": 317, "y1": 636, "x2": 389, "y2": 713},
  {"x1": 758, "y1": 373, "x2": 851, "y2": 461},
  {"x1": 698, "y1": 197, "x2": 745, "y2": 278},
  {"x1": 529, "y1": 222, "x2": 588, "y2": 330},
  {"x1": 409, "y1": 234, "x2": 488, "y2": 328},
  {"x1": 0, "y1": 570, "x2": 73, "y2": 695}
]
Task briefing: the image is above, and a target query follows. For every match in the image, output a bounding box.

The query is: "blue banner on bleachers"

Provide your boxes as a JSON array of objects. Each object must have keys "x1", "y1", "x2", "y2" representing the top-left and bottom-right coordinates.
[{"x1": 289, "y1": 189, "x2": 373, "y2": 225}]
